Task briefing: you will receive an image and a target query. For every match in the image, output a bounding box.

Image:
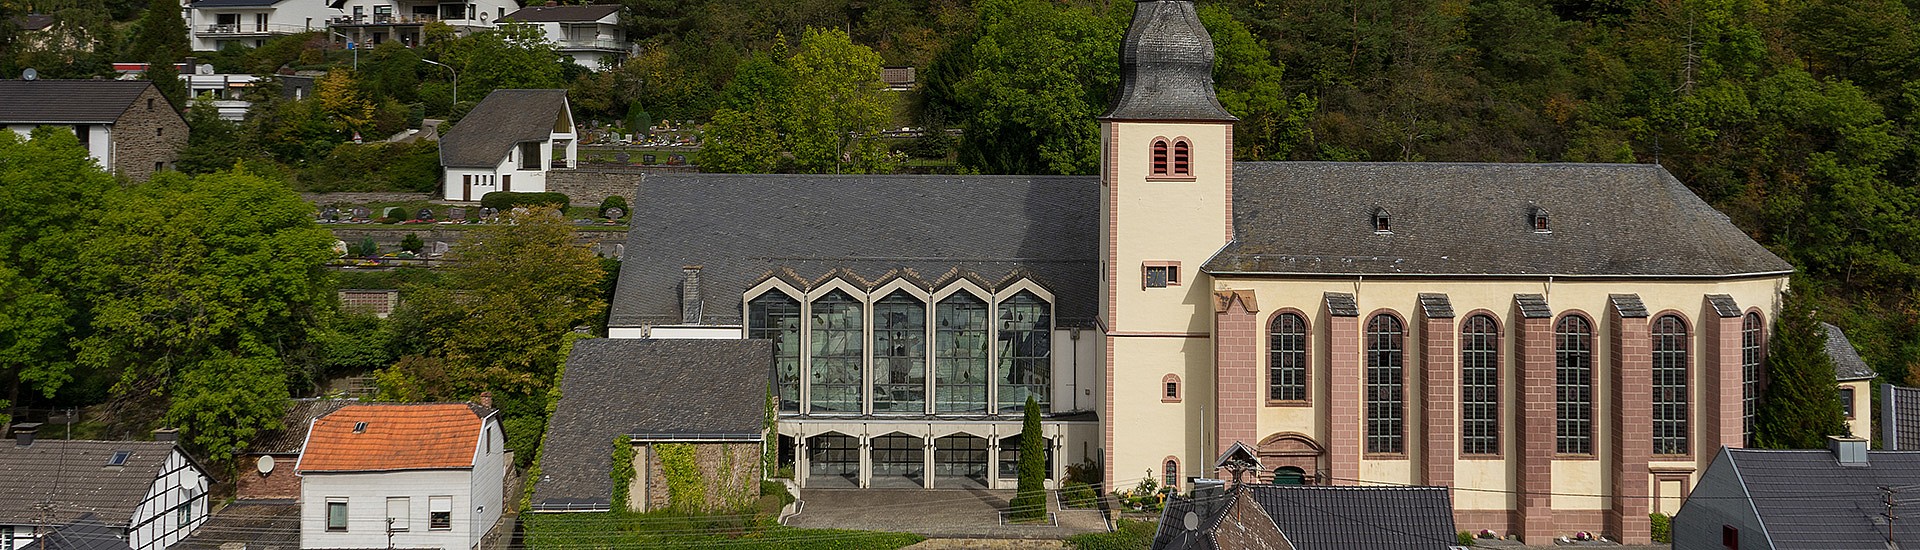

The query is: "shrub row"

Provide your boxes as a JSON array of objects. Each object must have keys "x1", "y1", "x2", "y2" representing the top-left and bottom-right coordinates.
[{"x1": 480, "y1": 191, "x2": 570, "y2": 211}]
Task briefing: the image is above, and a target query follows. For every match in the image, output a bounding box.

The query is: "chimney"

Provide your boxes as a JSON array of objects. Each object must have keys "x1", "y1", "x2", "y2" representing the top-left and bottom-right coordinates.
[
  {"x1": 476, "y1": 391, "x2": 493, "y2": 409},
  {"x1": 182, "y1": 56, "x2": 196, "y2": 74},
  {"x1": 1829, "y1": 435, "x2": 1869, "y2": 466},
  {"x1": 152, "y1": 427, "x2": 179, "y2": 443},
  {"x1": 12, "y1": 423, "x2": 40, "y2": 447},
  {"x1": 680, "y1": 265, "x2": 703, "y2": 325}
]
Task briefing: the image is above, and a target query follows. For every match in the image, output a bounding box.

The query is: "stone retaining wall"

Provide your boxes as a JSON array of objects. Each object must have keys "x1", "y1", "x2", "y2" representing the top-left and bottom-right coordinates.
[
  {"x1": 303, "y1": 192, "x2": 438, "y2": 206},
  {"x1": 328, "y1": 227, "x2": 627, "y2": 258}
]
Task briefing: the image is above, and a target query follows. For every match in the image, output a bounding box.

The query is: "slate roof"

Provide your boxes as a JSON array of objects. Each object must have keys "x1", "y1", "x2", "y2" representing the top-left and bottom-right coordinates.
[
  {"x1": 246, "y1": 398, "x2": 354, "y2": 455},
  {"x1": 39, "y1": 514, "x2": 127, "y2": 550},
  {"x1": 1718, "y1": 448, "x2": 1920, "y2": 548},
  {"x1": 1706, "y1": 294, "x2": 1742, "y2": 318},
  {"x1": 1245, "y1": 485, "x2": 1457, "y2": 550},
  {"x1": 0, "y1": 80, "x2": 154, "y2": 124},
  {"x1": 439, "y1": 89, "x2": 568, "y2": 168},
  {"x1": 1823, "y1": 323, "x2": 1878, "y2": 381},
  {"x1": 0, "y1": 440, "x2": 185, "y2": 525},
  {"x1": 1103, "y1": 0, "x2": 1235, "y2": 122},
  {"x1": 531, "y1": 338, "x2": 770, "y2": 511},
  {"x1": 1209, "y1": 163, "x2": 1793, "y2": 277},
  {"x1": 188, "y1": 0, "x2": 284, "y2": 7},
  {"x1": 296, "y1": 403, "x2": 495, "y2": 473},
  {"x1": 175, "y1": 500, "x2": 300, "y2": 550},
  {"x1": 505, "y1": 4, "x2": 619, "y2": 22},
  {"x1": 608, "y1": 173, "x2": 1099, "y2": 328}
]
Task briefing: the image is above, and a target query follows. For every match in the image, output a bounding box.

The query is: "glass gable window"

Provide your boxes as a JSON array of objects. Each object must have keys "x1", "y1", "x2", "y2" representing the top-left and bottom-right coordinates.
[
  {"x1": 749, "y1": 293, "x2": 803, "y2": 412},
  {"x1": 1460, "y1": 314, "x2": 1499, "y2": 455},
  {"x1": 809, "y1": 291, "x2": 863, "y2": 413},
  {"x1": 1556, "y1": 316, "x2": 1594, "y2": 455},
  {"x1": 1741, "y1": 312, "x2": 1763, "y2": 446},
  {"x1": 935, "y1": 294, "x2": 990, "y2": 413},
  {"x1": 996, "y1": 292, "x2": 1052, "y2": 413},
  {"x1": 1652, "y1": 315, "x2": 1690, "y2": 456},
  {"x1": 1365, "y1": 314, "x2": 1405, "y2": 454},
  {"x1": 1268, "y1": 312, "x2": 1308, "y2": 401},
  {"x1": 872, "y1": 292, "x2": 927, "y2": 413}
]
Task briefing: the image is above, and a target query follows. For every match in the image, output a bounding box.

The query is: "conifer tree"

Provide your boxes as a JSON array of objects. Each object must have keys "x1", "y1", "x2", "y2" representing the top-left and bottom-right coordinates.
[
  {"x1": 1011, "y1": 395, "x2": 1047, "y2": 520},
  {"x1": 1753, "y1": 289, "x2": 1851, "y2": 449}
]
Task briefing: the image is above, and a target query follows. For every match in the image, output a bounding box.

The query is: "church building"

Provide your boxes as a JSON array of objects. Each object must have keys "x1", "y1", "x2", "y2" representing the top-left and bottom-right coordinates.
[{"x1": 578, "y1": 0, "x2": 1793, "y2": 544}]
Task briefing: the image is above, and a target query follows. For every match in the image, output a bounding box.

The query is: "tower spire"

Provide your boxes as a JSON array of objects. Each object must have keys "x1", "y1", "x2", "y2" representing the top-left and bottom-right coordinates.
[{"x1": 1102, "y1": 0, "x2": 1236, "y2": 122}]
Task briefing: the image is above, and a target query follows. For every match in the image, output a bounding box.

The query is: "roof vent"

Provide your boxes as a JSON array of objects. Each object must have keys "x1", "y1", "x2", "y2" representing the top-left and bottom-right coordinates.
[
  {"x1": 353, "y1": 421, "x2": 368, "y2": 434},
  {"x1": 1372, "y1": 207, "x2": 1391, "y2": 234},
  {"x1": 11, "y1": 423, "x2": 39, "y2": 447},
  {"x1": 1829, "y1": 435, "x2": 1869, "y2": 466}
]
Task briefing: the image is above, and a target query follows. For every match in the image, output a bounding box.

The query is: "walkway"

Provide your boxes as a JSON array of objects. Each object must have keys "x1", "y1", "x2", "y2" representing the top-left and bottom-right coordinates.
[{"x1": 785, "y1": 488, "x2": 1109, "y2": 539}]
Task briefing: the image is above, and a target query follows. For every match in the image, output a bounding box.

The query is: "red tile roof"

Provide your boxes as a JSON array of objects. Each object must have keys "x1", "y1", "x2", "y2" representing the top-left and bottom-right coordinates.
[{"x1": 296, "y1": 403, "x2": 491, "y2": 473}]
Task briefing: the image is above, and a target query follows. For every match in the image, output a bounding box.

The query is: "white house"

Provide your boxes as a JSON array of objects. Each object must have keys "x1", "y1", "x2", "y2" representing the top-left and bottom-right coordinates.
[
  {"x1": 296, "y1": 403, "x2": 507, "y2": 550},
  {"x1": 0, "y1": 78, "x2": 188, "y2": 182},
  {"x1": 327, "y1": 0, "x2": 525, "y2": 48},
  {"x1": 437, "y1": 89, "x2": 575, "y2": 201},
  {"x1": 184, "y1": 0, "x2": 333, "y2": 51},
  {"x1": 502, "y1": 4, "x2": 628, "y2": 69},
  {"x1": 0, "y1": 426, "x2": 212, "y2": 550}
]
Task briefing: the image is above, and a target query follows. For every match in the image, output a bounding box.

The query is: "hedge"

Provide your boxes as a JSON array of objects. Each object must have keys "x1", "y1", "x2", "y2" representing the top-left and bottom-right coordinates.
[{"x1": 480, "y1": 191, "x2": 570, "y2": 211}]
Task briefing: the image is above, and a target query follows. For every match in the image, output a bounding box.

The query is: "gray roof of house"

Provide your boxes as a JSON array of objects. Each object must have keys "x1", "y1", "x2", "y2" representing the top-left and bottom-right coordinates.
[
  {"x1": 505, "y1": 4, "x2": 619, "y2": 22},
  {"x1": 1823, "y1": 323, "x2": 1878, "y2": 381},
  {"x1": 608, "y1": 173, "x2": 1099, "y2": 328},
  {"x1": 1244, "y1": 485, "x2": 1456, "y2": 550},
  {"x1": 15, "y1": 14, "x2": 55, "y2": 31},
  {"x1": 439, "y1": 89, "x2": 568, "y2": 168},
  {"x1": 1208, "y1": 163, "x2": 1793, "y2": 277},
  {"x1": 531, "y1": 338, "x2": 771, "y2": 511},
  {"x1": 175, "y1": 500, "x2": 300, "y2": 550},
  {"x1": 188, "y1": 0, "x2": 284, "y2": 7},
  {"x1": 247, "y1": 398, "x2": 354, "y2": 455},
  {"x1": 39, "y1": 514, "x2": 127, "y2": 550},
  {"x1": 1103, "y1": 0, "x2": 1235, "y2": 122},
  {"x1": 1720, "y1": 448, "x2": 1920, "y2": 548},
  {"x1": 0, "y1": 80, "x2": 155, "y2": 124},
  {"x1": 0, "y1": 440, "x2": 189, "y2": 525}
]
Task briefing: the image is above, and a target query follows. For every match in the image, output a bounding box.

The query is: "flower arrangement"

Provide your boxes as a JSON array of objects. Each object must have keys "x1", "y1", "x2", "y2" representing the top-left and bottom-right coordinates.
[
  {"x1": 1477, "y1": 529, "x2": 1498, "y2": 539},
  {"x1": 1573, "y1": 531, "x2": 1595, "y2": 541}
]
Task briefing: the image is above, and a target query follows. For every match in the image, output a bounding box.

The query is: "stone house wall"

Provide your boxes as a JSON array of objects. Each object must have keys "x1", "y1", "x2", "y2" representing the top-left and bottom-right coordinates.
[
  {"x1": 233, "y1": 453, "x2": 301, "y2": 500},
  {"x1": 113, "y1": 85, "x2": 189, "y2": 181},
  {"x1": 638, "y1": 441, "x2": 762, "y2": 513}
]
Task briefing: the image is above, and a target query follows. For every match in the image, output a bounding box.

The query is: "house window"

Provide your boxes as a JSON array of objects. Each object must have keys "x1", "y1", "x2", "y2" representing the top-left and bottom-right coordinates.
[
  {"x1": 1272, "y1": 466, "x2": 1306, "y2": 485},
  {"x1": 1652, "y1": 314, "x2": 1690, "y2": 456},
  {"x1": 175, "y1": 488, "x2": 193, "y2": 526},
  {"x1": 1556, "y1": 315, "x2": 1595, "y2": 455},
  {"x1": 1162, "y1": 374, "x2": 1180, "y2": 403},
  {"x1": 748, "y1": 293, "x2": 803, "y2": 413},
  {"x1": 518, "y1": 142, "x2": 539, "y2": 170},
  {"x1": 1365, "y1": 313, "x2": 1405, "y2": 454},
  {"x1": 809, "y1": 290, "x2": 863, "y2": 413},
  {"x1": 1741, "y1": 312, "x2": 1763, "y2": 446},
  {"x1": 428, "y1": 496, "x2": 452, "y2": 530},
  {"x1": 326, "y1": 499, "x2": 348, "y2": 531},
  {"x1": 1460, "y1": 314, "x2": 1499, "y2": 455},
  {"x1": 72, "y1": 125, "x2": 89, "y2": 150},
  {"x1": 997, "y1": 291, "x2": 1052, "y2": 413},
  {"x1": 934, "y1": 293, "x2": 991, "y2": 413},
  {"x1": 1268, "y1": 312, "x2": 1308, "y2": 402},
  {"x1": 872, "y1": 291, "x2": 927, "y2": 413},
  {"x1": 1372, "y1": 207, "x2": 1391, "y2": 233},
  {"x1": 1150, "y1": 139, "x2": 1169, "y2": 176},
  {"x1": 156, "y1": 127, "x2": 163, "y2": 137},
  {"x1": 108, "y1": 451, "x2": 130, "y2": 466},
  {"x1": 1722, "y1": 526, "x2": 1738, "y2": 550},
  {"x1": 1840, "y1": 387, "x2": 1856, "y2": 418},
  {"x1": 147, "y1": 98, "x2": 155, "y2": 111},
  {"x1": 1171, "y1": 140, "x2": 1191, "y2": 176},
  {"x1": 1162, "y1": 458, "x2": 1179, "y2": 489},
  {"x1": 386, "y1": 497, "x2": 409, "y2": 532},
  {"x1": 1142, "y1": 262, "x2": 1179, "y2": 288}
]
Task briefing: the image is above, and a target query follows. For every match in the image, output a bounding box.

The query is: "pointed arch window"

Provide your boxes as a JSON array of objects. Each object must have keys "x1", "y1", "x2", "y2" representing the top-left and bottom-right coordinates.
[
  {"x1": 1652, "y1": 314, "x2": 1690, "y2": 456},
  {"x1": 934, "y1": 294, "x2": 990, "y2": 413},
  {"x1": 809, "y1": 290, "x2": 863, "y2": 413},
  {"x1": 1460, "y1": 314, "x2": 1500, "y2": 455},
  {"x1": 1556, "y1": 315, "x2": 1594, "y2": 455},
  {"x1": 1741, "y1": 312, "x2": 1763, "y2": 447},
  {"x1": 748, "y1": 292, "x2": 803, "y2": 412},
  {"x1": 1365, "y1": 314, "x2": 1405, "y2": 454},
  {"x1": 872, "y1": 291, "x2": 926, "y2": 413},
  {"x1": 996, "y1": 291, "x2": 1052, "y2": 413},
  {"x1": 1268, "y1": 312, "x2": 1308, "y2": 402}
]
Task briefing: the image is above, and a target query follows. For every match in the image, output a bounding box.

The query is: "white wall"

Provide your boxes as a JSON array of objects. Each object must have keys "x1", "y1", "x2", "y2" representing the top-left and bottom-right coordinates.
[
  {"x1": 466, "y1": 420, "x2": 506, "y2": 545},
  {"x1": 302, "y1": 469, "x2": 481, "y2": 550},
  {"x1": 9, "y1": 124, "x2": 112, "y2": 170},
  {"x1": 128, "y1": 448, "x2": 211, "y2": 550}
]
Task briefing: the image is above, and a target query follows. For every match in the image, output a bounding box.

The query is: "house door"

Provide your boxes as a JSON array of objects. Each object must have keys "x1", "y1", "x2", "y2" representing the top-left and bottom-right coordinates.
[
  {"x1": 462, "y1": 175, "x2": 472, "y2": 201},
  {"x1": 502, "y1": 174, "x2": 511, "y2": 192}
]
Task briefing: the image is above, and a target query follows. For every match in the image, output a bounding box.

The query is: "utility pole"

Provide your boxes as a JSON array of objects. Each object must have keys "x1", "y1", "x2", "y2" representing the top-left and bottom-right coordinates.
[{"x1": 1883, "y1": 486, "x2": 1898, "y2": 547}]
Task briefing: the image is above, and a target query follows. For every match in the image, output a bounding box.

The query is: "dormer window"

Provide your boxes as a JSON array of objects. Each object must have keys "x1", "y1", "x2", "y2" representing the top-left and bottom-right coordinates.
[
  {"x1": 1149, "y1": 138, "x2": 1193, "y2": 178},
  {"x1": 107, "y1": 451, "x2": 130, "y2": 466},
  {"x1": 1530, "y1": 206, "x2": 1551, "y2": 233},
  {"x1": 1372, "y1": 207, "x2": 1391, "y2": 233},
  {"x1": 353, "y1": 422, "x2": 368, "y2": 433}
]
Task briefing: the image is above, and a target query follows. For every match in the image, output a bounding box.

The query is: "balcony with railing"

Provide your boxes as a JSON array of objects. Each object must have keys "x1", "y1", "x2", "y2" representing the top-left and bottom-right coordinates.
[
  {"x1": 199, "y1": 22, "x2": 315, "y2": 36},
  {"x1": 327, "y1": 13, "x2": 442, "y2": 27},
  {"x1": 556, "y1": 38, "x2": 629, "y2": 52}
]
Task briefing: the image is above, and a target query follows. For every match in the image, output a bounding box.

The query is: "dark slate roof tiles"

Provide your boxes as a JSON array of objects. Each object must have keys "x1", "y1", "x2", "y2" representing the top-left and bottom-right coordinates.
[
  {"x1": 247, "y1": 398, "x2": 354, "y2": 455},
  {"x1": 1209, "y1": 163, "x2": 1792, "y2": 277},
  {"x1": 0, "y1": 440, "x2": 183, "y2": 525},
  {"x1": 1416, "y1": 293, "x2": 1452, "y2": 319},
  {"x1": 1103, "y1": 0, "x2": 1236, "y2": 122},
  {"x1": 1244, "y1": 485, "x2": 1457, "y2": 550},
  {"x1": 1706, "y1": 294, "x2": 1742, "y2": 318},
  {"x1": 1514, "y1": 294, "x2": 1551, "y2": 319},
  {"x1": 0, "y1": 80, "x2": 153, "y2": 124},
  {"x1": 1323, "y1": 293, "x2": 1357, "y2": 317},
  {"x1": 1609, "y1": 293, "x2": 1648, "y2": 318},
  {"x1": 1823, "y1": 323, "x2": 1878, "y2": 381},
  {"x1": 439, "y1": 89, "x2": 568, "y2": 168},
  {"x1": 1724, "y1": 449, "x2": 1920, "y2": 548},
  {"x1": 175, "y1": 500, "x2": 300, "y2": 550},
  {"x1": 532, "y1": 338, "x2": 770, "y2": 510}
]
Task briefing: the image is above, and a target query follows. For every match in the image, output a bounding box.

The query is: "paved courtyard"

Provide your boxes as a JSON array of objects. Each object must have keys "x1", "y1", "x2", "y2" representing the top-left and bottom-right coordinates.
[{"x1": 785, "y1": 488, "x2": 1110, "y2": 539}]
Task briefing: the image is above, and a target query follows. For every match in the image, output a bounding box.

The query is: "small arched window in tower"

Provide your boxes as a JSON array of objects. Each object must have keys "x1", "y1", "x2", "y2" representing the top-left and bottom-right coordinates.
[
  {"x1": 1150, "y1": 138, "x2": 1170, "y2": 176},
  {"x1": 1162, "y1": 373, "x2": 1181, "y2": 402},
  {"x1": 1172, "y1": 139, "x2": 1191, "y2": 176},
  {"x1": 1531, "y1": 205, "x2": 1551, "y2": 233},
  {"x1": 1372, "y1": 207, "x2": 1392, "y2": 233}
]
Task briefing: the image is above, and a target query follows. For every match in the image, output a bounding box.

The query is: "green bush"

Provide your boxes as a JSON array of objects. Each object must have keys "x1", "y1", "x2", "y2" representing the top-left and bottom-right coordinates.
[
  {"x1": 1650, "y1": 512, "x2": 1672, "y2": 543},
  {"x1": 400, "y1": 233, "x2": 424, "y2": 253},
  {"x1": 599, "y1": 194, "x2": 629, "y2": 218},
  {"x1": 481, "y1": 191, "x2": 570, "y2": 211},
  {"x1": 1458, "y1": 531, "x2": 1475, "y2": 547},
  {"x1": 1066, "y1": 519, "x2": 1156, "y2": 550},
  {"x1": 1061, "y1": 481, "x2": 1098, "y2": 508},
  {"x1": 760, "y1": 480, "x2": 793, "y2": 505},
  {"x1": 522, "y1": 511, "x2": 921, "y2": 550}
]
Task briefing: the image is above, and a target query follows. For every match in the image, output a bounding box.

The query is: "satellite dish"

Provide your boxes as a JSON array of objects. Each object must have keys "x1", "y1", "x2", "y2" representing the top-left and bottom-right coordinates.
[
  {"x1": 196, "y1": 64, "x2": 215, "y2": 75},
  {"x1": 1183, "y1": 511, "x2": 1200, "y2": 531},
  {"x1": 22, "y1": 68, "x2": 38, "y2": 81},
  {"x1": 256, "y1": 455, "x2": 276, "y2": 474}
]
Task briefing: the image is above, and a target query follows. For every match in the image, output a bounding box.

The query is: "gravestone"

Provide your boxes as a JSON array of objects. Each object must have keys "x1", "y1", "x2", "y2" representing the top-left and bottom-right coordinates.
[
  {"x1": 667, "y1": 154, "x2": 686, "y2": 165},
  {"x1": 321, "y1": 208, "x2": 340, "y2": 221},
  {"x1": 417, "y1": 208, "x2": 434, "y2": 221},
  {"x1": 602, "y1": 206, "x2": 626, "y2": 220},
  {"x1": 350, "y1": 207, "x2": 370, "y2": 220},
  {"x1": 431, "y1": 241, "x2": 450, "y2": 256},
  {"x1": 480, "y1": 207, "x2": 499, "y2": 218},
  {"x1": 449, "y1": 207, "x2": 467, "y2": 221},
  {"x1": 616, "y1": 151, "x2": 630, "y2": 163},
  {"x1": 642, "y1": 154, "x2": 656, "y2": 164},
  {"x1": 383, "y1": 207, "x2": 405, "y2": 219}
]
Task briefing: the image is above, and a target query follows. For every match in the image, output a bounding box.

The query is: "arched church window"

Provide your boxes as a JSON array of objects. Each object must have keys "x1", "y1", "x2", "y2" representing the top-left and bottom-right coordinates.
[
  {"x1": 1741, "y1": 312, "x2": 1763, "y2": 446},
  {"x1": 1272, "y1": 466, "x2": 1306, "y2": 485},
  {"x1": 1268, "y1": 312, "x2": 1308, "y2": 402},
  {"x1": 1365, "y1": 313, "x2": 1404, "y2": 454},
  {"x1": 934, "y1": 293, "x2": 990, "y2": 413},
  {"x1": 1555, "y1": 315, "x2": 1594, "y2": 454},
  {"x1": 810, "y1": 290, "x2": 863, "y2": 413},
  {"x1": 1652, "y1": 314, "x2": 1690, "y2": 456},
  {"x1": 872, "y1": 291, "x2": 926, "y2": 413},
  {"x1": 1172, "y1": 139, "x2": 1191, "y2": 176},
  {"x1": 1460, "y1": 314, "x2": 1499, "y2": 455},
  {"x1": 1150, "y1": 138, "x2": 1170, "y2": 176},
  {"x1": 996, "y1": 291, "x2": 1052, "y2": 413}
]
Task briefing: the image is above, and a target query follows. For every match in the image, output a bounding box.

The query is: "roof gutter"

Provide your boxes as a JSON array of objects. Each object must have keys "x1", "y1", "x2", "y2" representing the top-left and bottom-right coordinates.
[{"x1": 1201, "y1": 269, "x2": 1796, "y2": 281}]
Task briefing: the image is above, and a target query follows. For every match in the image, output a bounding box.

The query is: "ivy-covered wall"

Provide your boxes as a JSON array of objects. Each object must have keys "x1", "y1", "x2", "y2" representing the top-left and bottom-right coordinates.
[{"x1": 640, "y1": 441, "x2": 762, "y2": 513}]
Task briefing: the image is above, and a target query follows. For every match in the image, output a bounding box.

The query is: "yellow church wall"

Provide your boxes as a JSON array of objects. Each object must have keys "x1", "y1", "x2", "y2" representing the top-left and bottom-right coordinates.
[
  {"x1": 1359, "y1": 459, "x2": 1413, "y2": 486},
  {"x1": 1107, "y1": 333, "x2": 1215, "y2": 492},
  {"x1": 1104, "y1": 121, "x2": 1232, "y2": 335},
  {"x1": 1454, "y1": 460, "x2": 1516, "y2": 510},
  {"x1": 1551, "y1": 460, "x2": 1606, "y2": 510}
]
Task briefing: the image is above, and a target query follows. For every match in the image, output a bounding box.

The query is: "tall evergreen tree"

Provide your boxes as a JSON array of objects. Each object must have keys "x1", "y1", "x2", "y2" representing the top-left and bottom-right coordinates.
[
  {"x1": 1753, "y1": 289, "x2": 1851, "y2": 449},
  {"x1": 129, "y1": 0, "x2": 188, "y2": 62},
  {"x1": 1010, "y1": 395, "x2": 1046, "y2": 520}
]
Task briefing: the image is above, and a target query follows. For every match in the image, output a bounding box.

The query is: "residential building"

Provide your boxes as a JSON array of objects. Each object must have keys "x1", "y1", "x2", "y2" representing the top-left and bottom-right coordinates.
[
  {"x1": 0, "y1": 79, "x2": 187, "y2": 181},
  {"x1": 593, "y1": 0, "x2": 1792, "y2": 544},
  {"x1": 111, "y1": 62, "x2": 265, "y2": 121},
  {"x1": 503, "y1": 4, "x2": 627, "y2": 70},
  {"x1": 237, "y1": 398, "x2": 354, "y2": 501},
  {"x1": 174, "y1": 501, "x2": 299, "y2": 550},
  {"x1": 1152, "y1": 483, "x2": 1458, "y2": 550},
  {"x1": 533, "y1": 339, "x2": 768, "y2": 512},
  {"x1": 327, "y1": 0, "x2": 524, "y2": 48},
  {"x1": 12, "y1": 13, "x2": 95, "y2": 53},
  {"x1": 1823, "y1": 323, "x2": 1878, "y2": 440},
  {"x1": 1672, "y1": 437, "x2": 1919, "y2": 549},
  {"x1": 183, "y1": 0, "x2": 330, "y2": 52},
  {"x1": 437, "y1": 89, "x2": 576, "y2": 201},
  {"x1": 295, "y1": 403, "x2": 507, "y2": 550},
  {"x1": 0, "y1": 425, "x2": 213, "y2": 550}
]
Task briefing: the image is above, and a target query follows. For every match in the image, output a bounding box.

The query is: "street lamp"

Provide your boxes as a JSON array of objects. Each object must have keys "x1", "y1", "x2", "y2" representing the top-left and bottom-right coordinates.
[
  {"x1": 327, "y1": 30, "x2": 357, "y2": 71},
  {"x1": 420, "y1": 58, "x2": 457, "y2": 113}
]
